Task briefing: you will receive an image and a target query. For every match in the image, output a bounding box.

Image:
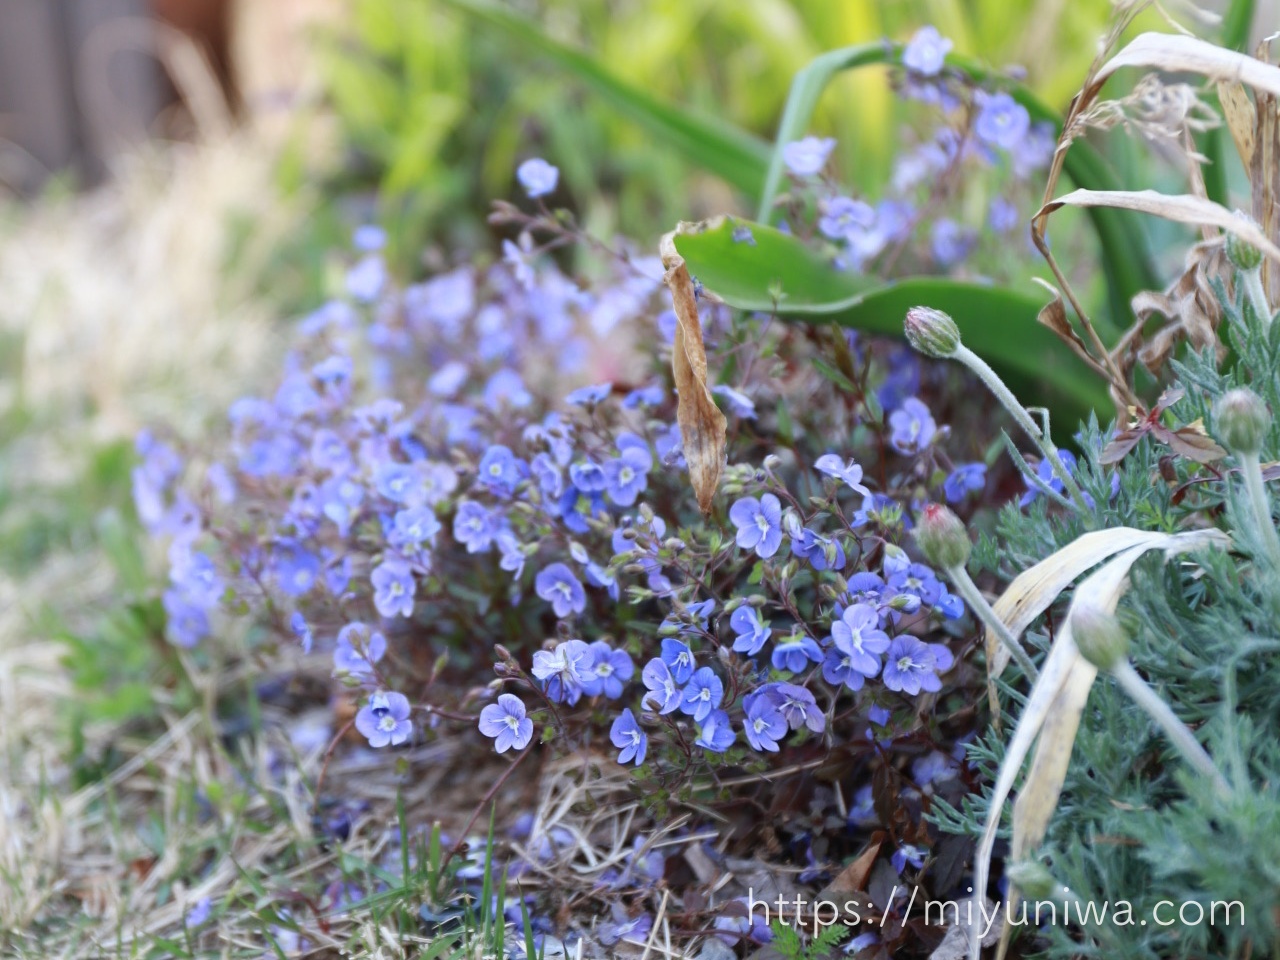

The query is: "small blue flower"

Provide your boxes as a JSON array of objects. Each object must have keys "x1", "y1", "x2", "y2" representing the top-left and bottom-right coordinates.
[
  {"x1": 290, "y1": 611, "x2": 313, "y2": 653},
  {"x1": 660, "y1": 638, "x2": 696, "y2": 684},
  {"x1": 641, "y1": 658, "x2": 681, "y2": 714},
  {"x1": 930, "y1": 218, "x2": 975, "y2": 267},
  {"x1": 742, "y1": 693, "x2": 787, "y2": 752},
  {"x1": 478, "y1": 694, "x2": 534, "y2": 753},
  {"x1": 185, "y1": 897, "x2": 212, "y2": 928},
  {"x1": 454, "y1": 499, "x2": 500, "y2": 553},
  {"x1": 610, "y1": 709, "x2": 647, "y2": 766},
  {"x1": 346, "y1": 255, "x2": 386, "y2": 303},
  {"x1": 531, "y1": 639, "x2": 594, "y2": 705},
  {"x1": 535, "y1": 563, "x2": 586, "y2": 618},
  {"x1": 1019, "y1": 450, "x2": 1081, "y2": 507},
  {"x1": 988, "y1": 197, "x2": 1020, "y2": 233},
  {"x1": 826, "y1": 603, "x2": 889, "y2": 684},
  {"x1": 891, "y1": 842, "x2": 927, "y2": 875},
  {"x1": 517, "y1": 157, "x2": 559, "y2": 198},
  {"x1": 902, "y1": 25, "x2": 951, "y2": 76},
  {"x1": 371, "y1": 558, "x2": 416, "y2": 618},
  {"x1": 943, "y1": 462, "x2": 986, "y2": 503},
  {"x1": 782, "y1": 136, "x2": 835, "y2": 177},
  {"x1": 695, "y1": 709, "x2": 736, "y2": 753},
  {"x1": 813, "y1": 453, "x2": 871, "y2": 496},
  {"x1": 770, "y1": 633, "x2": 824, "y2": 674},
  {"x1": 729, "y1": 494, "x2": 784, "y2": 558},
  {"x1": 581, "y1": 641, "x2": 633, "y2": 699},
  {"x1": 374, "y1": 461, "x2": 418, "y2": 503},
  {"x1": 888, "y1": 397, "x2": 937, "y2": 454},
  {"x1": 622, "y1": 384, "x2": 665, "y2": 408},
  {"x1": 712, "y1": 384, "x2": 756, "y2": 419},
  {"x1": 975, "y1": 91, "x2": 1030, "y2": 150},
  {"x1": 729, "y1": 605, "x2": 771, "y2": 656},
  {"x1": 789, "y1": 526, "x2": 846, "y2": 572},
  {"x1": 569, "y1": 459, "x2": 608, "y2": 494},
  {"x1": 763, "y1": 682, "x2": 825, "y2": 733},
  {"x1": 352, "y1": 224, "x2": 386, "y2": 252},
  {"x1": 565, "y1": 382, "x2": 612, "y2": 406},
  {"x1": 496, "y1": 533, "x2": 526, "y2": 580},
  {"x1": 272, "y1": 541, "x2": 320, "y2": 597},
  {"x1": 882, "y1": 636, "x2": 946, "y2": 695},
  {"x1": 477, "y1": 444, "x2": 524, "y2": 495},
  {"x1": 604, "y1": 444, "x2": 652, "y2": 507},
  {"x1": 818, "y1": 196, "x2": 875, "y2": 241},
  {"x1": 389, "y1": 506, "x2": 441, "y2": 556},
  {"x1": 163, "y1": 590, "x2": 209, "y2": 647},
  {"x1": 731, "y1": 225, "x2": 756, "y2": 245},
  {"x1": 680, "y1": 666, "x2": 724, "y2": 722},
  {"x1": 356, "y1": 691, "x2": 413, "y2": 747},
  {"x1": 334, "y1": 622, "x2": 386, "y2": 675}
]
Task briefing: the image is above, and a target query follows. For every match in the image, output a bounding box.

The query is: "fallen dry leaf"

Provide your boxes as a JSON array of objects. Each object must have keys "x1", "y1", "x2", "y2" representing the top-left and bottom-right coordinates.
[
  {"x1": 817, "y1": 835, "x2": 883, "y2": 902},
  {"x1": 660, "y1": 222, "x2": 728, "y2": 516}
]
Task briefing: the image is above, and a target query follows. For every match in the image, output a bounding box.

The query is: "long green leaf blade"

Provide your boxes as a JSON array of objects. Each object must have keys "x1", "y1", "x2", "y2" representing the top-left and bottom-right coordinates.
[
  {"x1": 673, "y1": 218, "x2": 1109, "y2": 420},
  {"x1": 438, "y1": 0, "x2": 771, "y2": 195}
]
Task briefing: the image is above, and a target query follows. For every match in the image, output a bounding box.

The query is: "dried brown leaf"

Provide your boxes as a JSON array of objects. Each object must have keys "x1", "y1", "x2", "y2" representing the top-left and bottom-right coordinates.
[
  {"x1": 1218, "y1": 80, "x2": 1256, "y2": 169},
  {"x1": 660, "y1": 222, "x2": 728, "y2": 515},
  {"x1": 817, "y1": 837, "x2": 882, "y2": 901},
  {"x1": 1035, "y1": 284, "x2": 1088, "y2": 355},
  {"x1": 1040, "y1": 189, "x2": 1280, "y2": 266}
]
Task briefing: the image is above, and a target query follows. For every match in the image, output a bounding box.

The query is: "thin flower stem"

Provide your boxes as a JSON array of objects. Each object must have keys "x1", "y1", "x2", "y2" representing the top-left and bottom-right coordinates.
[
  {"x1": 1111, "y1": 661, "x2": 1231, "y2": 800},
  {"x1": 955, "y1": 344, "x2": 1090, "y2": 511},
  {"x1": 946, "y1": 566, "x2": 1039, "y2": 680},
  {"x1": 1240, "y1": 451, "x2": 1280, "y2": 569}
]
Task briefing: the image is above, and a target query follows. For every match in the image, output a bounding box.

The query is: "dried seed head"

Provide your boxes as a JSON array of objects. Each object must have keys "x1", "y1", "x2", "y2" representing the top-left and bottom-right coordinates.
[
  {"x1": 904, "y1": 306, "x2": 962, "y2": 359},
  {"x1": 1214, "y1": 388, "x2": 1270, "y2": 455}
]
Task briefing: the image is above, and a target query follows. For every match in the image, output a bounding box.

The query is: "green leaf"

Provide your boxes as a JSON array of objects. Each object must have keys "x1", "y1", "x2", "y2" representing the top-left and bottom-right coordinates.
[
  {"x1": 756, "y1": 43, "x2": 1158, "y2": 336},
  {"x1": 438, "y1": 0, "x2": 771, "y2": 195},
  {"x1": 673, "y1": 218, "x2": 1109, "y2": 421}
]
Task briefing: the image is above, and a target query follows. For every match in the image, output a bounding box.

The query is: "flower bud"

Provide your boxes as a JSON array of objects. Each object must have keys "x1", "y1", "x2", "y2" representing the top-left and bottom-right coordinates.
[
  {"x1": 1226, "y1": 230, "x2": 1264, "y2": 272},
  {"x1": 1070, "y1": 604, "x2": 1129, "y2": 670},
  {"x1": 904, "y1": 306, "x2": 962, "y2": 359},
  {"x1": 913, "y1": 504, "x2": 971, "y2": 570},
  {"x1": 763, "y1": 453, "x2": 782, "y2": 471},
  {"x1": 1214, "y1": 388, "x2": 1271, "y2": 455}
]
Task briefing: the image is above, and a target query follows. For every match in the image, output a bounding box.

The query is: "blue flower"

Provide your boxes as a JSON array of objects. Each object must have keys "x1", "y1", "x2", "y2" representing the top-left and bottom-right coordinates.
[
  {"x1": 731, "y1": 225, "x2": 756, "y2": 245},
  {"x1": 581, "y1": 641, "x2": 633, "y2": 699},
  {"x1": 826, "y1": 602, "x2": 889, "y2": 681},
  {"x1": 930, "y1": 218, "x2": 975, "y2": 268},
  {"x1": 902, "y1": 25, "x2": 951, "y2": 76},
  {"x1": 888, "y1": 397, "x2": 937, "y2": 454},
  {"x1": 389, "y1": 506, "x2": 441, "y2": 557},
  {"x1": 479, "y1": 694, "x2": 534, "y2": 753},
  {"x1": 483, "y1": 368, "x2": 532, "y2": 409},
  {"x1": 169, "y1": 549, "x2": 223, "y2": 609},
  {"x1": 496, "y1": 533, "x2": 526, "y2": 580},
  {"x1": 813, "y1": 453, "x2": 871, "y2": 496},
  {"x1": 680, "y1": 666, "x2": 724, "y2": 722},
  {"x1": 371, "y1": 558, "x2": 416, "y2": 618},
  {"x1": 565, "y1": 382, "x2": 612, "y2": 405},
  {"x1": 185, "y1": 897, "x2": 212, "y2": 928},
  {"x1": 782, "y1": 136, "x2": 835, "y2": 177},
  {"x1": 610, "y1": 709, "x2": 647, "y2": 766},
  {"x1": 882, "y1": 636, "x2": 948, "y2": 695},
  {"x1": 818, "y1": 196, "x2": 874, "y2": 240},
  {"x1": 290, "y1": 611, "x2": 313, "y2": 653},
  {"x1": 1019, "y1": 450, "x2": 1080, "y2": 507},
  {"x1": 454, "y1": 499, "x2": 500, "y2": 553},
  {"x1": 742, "y1": 693, "x2": 787, "y2": 752},
  {"x1": 604, "y1": 444, "x2": 652, "y2": 507},
  {"x1": 659, "y1": 638, "x2": 696, "y2": 684},
  {"x1": 356, "y1": 691, "x2": 413, "y2": 747},
  {"x1": 789, "y1": 526, "x2": 846, "y2": 572},
  {"x1": 530, "y1": 453, "x2": 564, "y2": 499},
  {"x1": 884, "y1": 551, "x2": 943, "y2": 607},
  {"x1": 712, "y1": 384, "x2": 756, "y2": 419},
  {"x1": 988, "y1": 197, "x2": 1020, "y2": 233},
  {"x1": 729, "y1": 494, "x2": 784, "y2": 558},
  {"x1": 569, "y1": 459, "x2": 608, "y2": 494},
  {"x1": 934, "y1": 590, "x2": 965, "y2": 619},
  {"x1": 943, "y1": 462, "x2": 986, "y2": 503},
  {"x1": 346, "y1": 255, "x2": 386, "y2": 303},
  {"x1": 622, "y1": 384, "x2": 665, "y2": 408},
  {"x1": 695, "y1": 710, "x2": 736, "y2": 753},
  {"x1": 272, "y1": 541, "x2": 320, "y2": 597},
  {"x1": 334, "y1": 622, "x2": 386, "y2": 675},
  {"x1": 729, "y1": 605, "x2": 771, "y2": 656},
  {"x1": 535, "y1": 563, "x2": 586, "y2": 618},
  {"x1": 352, "y1": 224, "x2": 386, "y2": 252},
  {"x1": 374, "y1": 461, "x2": 418, "y2": 503},
  {"x1": 641, "y1": 658, "x2": 681, "y2": 714},
  {"x1": 763, "y1": 683, "x2": 825, "y2": 733},
  {"x1": 770, "y1": 633, "x2": 824, "y2": 673},
  {"x1": 517, "y1": 157, "x2": 559, "y2": 198},
  {"x1": 531, "y1": 639, "x2": 594, "y2": 704},
  {"x1": 891, "y1": 842, "x2": 926, "y2": 875},
  {"x1": 478, "y1": 444, "x2": 524, "y2": 495},
  {"x1": 975, "y1": 91, "x2": 1030, "y2": 150},
  {"x1": 163, "y1": 589, "x2": 209, "y2": 647},
  {"x1": 654, "y1": 422, "x2": 685, "y2": 468}
]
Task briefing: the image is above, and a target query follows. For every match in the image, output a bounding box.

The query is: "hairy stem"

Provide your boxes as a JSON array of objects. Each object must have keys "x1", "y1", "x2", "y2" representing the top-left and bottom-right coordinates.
[
  {"x1": 946, "y1": 566, "x2": 1039, "y2": 680},
  {"x1": 1240, "y1": 451, "x2": 1280, "y2": 569}
]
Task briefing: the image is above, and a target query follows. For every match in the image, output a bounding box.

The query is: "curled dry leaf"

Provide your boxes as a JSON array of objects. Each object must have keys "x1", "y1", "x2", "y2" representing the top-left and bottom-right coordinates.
[
  {"x1": 970, "y1": 527, "x2": 1231, "y2": 960},
  {"x1": 1083, "y1": 32, "x2": 1280, "y2": 107},
  {"x1": 1039, "y1": 190, "x2": 1280, "y2": 266},
  {"x1": 660, "y1": 221, "x2": 728, "y2": 515}
]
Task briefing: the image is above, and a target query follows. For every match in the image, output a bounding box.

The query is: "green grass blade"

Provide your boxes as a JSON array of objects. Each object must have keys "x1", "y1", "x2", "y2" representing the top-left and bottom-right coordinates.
[
  {"x1": 673, "y1": 218, "x2": 1109, "y2": 422},
  {"x1": 438, "y1": 0, "x2": 771, "y2": 195}
]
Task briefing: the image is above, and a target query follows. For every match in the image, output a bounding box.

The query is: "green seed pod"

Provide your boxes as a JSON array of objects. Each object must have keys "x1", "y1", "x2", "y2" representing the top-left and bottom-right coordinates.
[{"x1": 1226, "y1": 231, "x2": 1264, "y2": 272}]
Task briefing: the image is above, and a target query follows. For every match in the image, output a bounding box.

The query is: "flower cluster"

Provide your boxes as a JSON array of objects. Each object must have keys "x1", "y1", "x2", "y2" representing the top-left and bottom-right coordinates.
[{"x1": 777, "y1": 24, "x2": 1053, "y2": 276}]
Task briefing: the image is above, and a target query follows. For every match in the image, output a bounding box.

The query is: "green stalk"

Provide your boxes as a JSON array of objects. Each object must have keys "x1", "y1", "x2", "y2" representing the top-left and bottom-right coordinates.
[{"x1": 946, "y1": 566, "x2": 1039, "y2": 680}]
